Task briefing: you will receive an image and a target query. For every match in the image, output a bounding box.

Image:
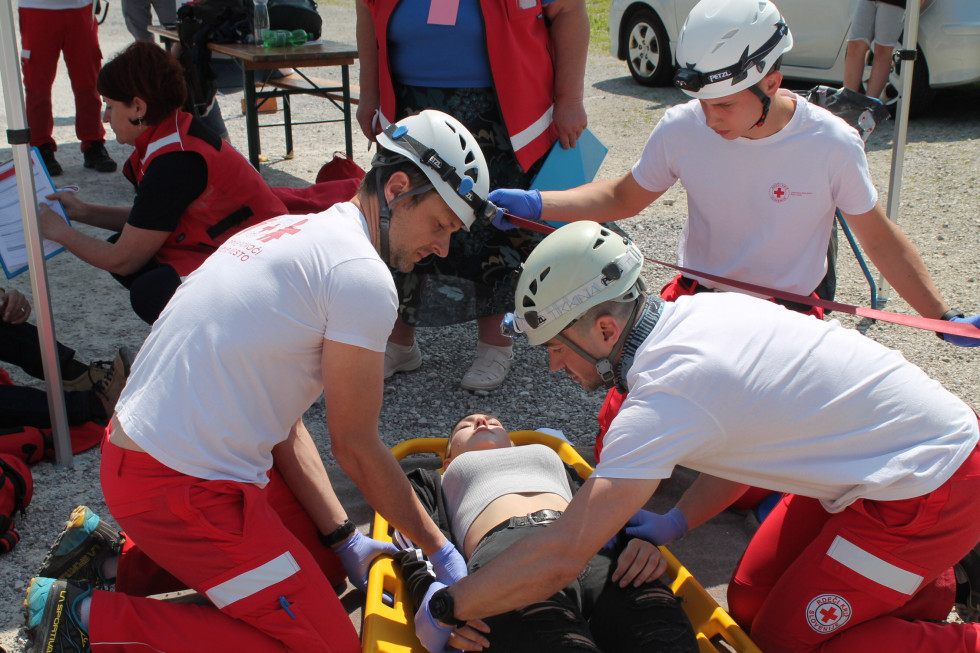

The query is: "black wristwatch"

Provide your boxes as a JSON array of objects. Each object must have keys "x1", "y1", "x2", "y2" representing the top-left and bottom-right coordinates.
[
  {"x1": 319, "y1": 519, "x2": 356, "y2": 547},
  {"x1": 429, "y1": 587, "x2": 466, "y2": 627},
  {"x1": 937, "y1": 308, "x2": 965, "y2": 340}
]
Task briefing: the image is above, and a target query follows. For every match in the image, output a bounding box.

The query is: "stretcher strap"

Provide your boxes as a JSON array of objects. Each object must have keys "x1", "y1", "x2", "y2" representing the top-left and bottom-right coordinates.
[{"x1": 504, "y1": 214, "x2": 978, "y2": 339}]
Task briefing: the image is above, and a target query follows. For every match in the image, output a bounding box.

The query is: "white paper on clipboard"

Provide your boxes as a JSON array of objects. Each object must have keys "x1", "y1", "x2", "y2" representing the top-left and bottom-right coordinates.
[
  {"x1": 0, "y1": 147, "x2": 69, "y2": 279},
  {"x1": 529, "y1": 128, "x2": 608, "y2": 228}
]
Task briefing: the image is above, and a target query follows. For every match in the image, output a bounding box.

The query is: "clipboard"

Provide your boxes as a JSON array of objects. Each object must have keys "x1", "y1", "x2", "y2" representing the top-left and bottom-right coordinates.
[
  {"x1": 530, "y1": 127, "x2": 607, "y2": 228},
  {"x1": 0, "y1": 147, "x2": 69, "y2": 279}
]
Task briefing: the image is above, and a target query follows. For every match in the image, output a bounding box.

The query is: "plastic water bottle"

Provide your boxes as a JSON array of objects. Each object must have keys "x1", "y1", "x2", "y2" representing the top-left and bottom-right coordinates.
[
  {"x1": 262, "y1": 29, "x2": 309, "y2": 48},
  {"x1": 252, "y1": 0, "x2": 269, "y2": 46}
]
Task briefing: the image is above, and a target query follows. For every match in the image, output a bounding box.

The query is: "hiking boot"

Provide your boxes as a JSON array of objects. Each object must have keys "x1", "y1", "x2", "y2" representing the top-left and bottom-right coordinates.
[
  {"x1": 82, "y1": 142, "x2": 116, "y2": 173},
  {"x1": 38, "y1": 144, "x2": 63, "y2": 177},
  {"x1": 24, "y1": 577, "x2": 92, "y2": 653},
  {"x1": 460, "y1": 342, "x2": 513, "y2": 392},
  {"x1": 91, "y1": 347, "x2": 135, "y2": 420},
  {"x1": 955, "y1": 544, "x2": 980, "y2": 621},
  {"x1": 36, "y1": 506, "x2": 124, "y2": 589},
  {"x1": 384, "y1": 340, "x2": 422, "y2": 379},
  {"x1": 64, "y1": 347, "x2": 134, "y2": 394}
]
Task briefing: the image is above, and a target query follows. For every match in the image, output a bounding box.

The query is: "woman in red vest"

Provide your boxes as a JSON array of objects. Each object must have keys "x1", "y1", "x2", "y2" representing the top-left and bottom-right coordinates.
[{"x1": 38, "y1": 42, "x2": 287, "y2": 324}]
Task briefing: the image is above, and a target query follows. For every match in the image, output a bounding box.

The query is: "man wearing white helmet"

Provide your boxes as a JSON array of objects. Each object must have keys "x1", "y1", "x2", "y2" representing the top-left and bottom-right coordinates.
[
  {"x1": 416, "y1": 221, "x2": 980, "y2": 652},
  {"x1": 489, "y1": 0, "x2": 980, "y2": 345},
  {"x1": 23, "y1": 110, "x2": 492, "y2": 653}
]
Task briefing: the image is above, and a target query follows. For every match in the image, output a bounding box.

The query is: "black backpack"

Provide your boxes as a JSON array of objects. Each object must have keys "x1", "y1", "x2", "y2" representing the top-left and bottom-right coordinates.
[{"x1": 177, "y1": 0, "x2": 251, "y2": 117}]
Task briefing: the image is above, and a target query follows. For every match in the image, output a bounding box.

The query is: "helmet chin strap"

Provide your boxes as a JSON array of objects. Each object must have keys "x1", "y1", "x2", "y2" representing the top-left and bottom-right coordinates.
[
  {"x1": 554, "y1": 299, "x2": 643, "y2": 389},
  {"x1": 748, "y1": 83, "x2": 772, "y2": 127},
  {"x1": 373, "y1": 167, "x2": 433, "y2": 266}
]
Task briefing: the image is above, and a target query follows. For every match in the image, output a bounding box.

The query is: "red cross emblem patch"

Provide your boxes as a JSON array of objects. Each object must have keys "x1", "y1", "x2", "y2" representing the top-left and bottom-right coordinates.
[
  {"x1": 806, "y1": 594, "x2": 852, "y2": 633},
  {"x1": 769, "y1": 183, "x2": 790, "y2": 203}
]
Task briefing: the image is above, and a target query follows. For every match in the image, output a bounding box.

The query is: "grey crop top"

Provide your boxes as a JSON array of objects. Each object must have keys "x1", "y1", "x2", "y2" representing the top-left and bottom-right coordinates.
[{"x1": 441, "y1": 444, "x2": 574, "y2": 546}]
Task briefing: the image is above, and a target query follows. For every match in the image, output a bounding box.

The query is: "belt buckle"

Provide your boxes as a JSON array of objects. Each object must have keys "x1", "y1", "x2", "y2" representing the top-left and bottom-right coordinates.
[{"x1": 527, "y1": 509, "x2": 559, "y2": 526}]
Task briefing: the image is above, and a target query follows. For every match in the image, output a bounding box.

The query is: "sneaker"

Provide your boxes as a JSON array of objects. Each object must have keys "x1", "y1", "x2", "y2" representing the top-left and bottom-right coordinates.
[
  {"x1": 38, "y1": 144, "x2": 63, "y2": 177},
  {"x1": 460, "y1": 342, "x2": 513, "y2": 392},
  {"x1": 82, "y1": 142, "x2": 117, "y2": 173},
  {"x1": 36, "y1": 506, "x2": 124, "y2": 589},
  {"x1": 24, "y1": 577, "x2": 91, "y2": 653},
  {"x1": 954, "y1": 544, "x2": 980, "y2": 618},
  {"x1": 91, "y1": 347, "x2": 135, "y2": 419},
  {"x1": 384, "y1": 340, "x2": 422, "y2": 379}
]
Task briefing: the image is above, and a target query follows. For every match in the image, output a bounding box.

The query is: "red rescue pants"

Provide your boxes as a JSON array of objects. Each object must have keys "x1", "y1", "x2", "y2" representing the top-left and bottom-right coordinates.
[
  {"x1": 729, "y1": 440, "x2": 980, "y2": 652},
  {"x1": 92, "y1": 439, "x2": 360, "y2": 653},
  {"x1": 18, "y1": 6, "x2": 105, "y2": 150}
]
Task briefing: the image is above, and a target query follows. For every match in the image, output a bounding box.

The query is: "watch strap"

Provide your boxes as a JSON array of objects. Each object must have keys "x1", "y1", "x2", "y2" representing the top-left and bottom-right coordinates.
[
  {"x1": 431, "y1": 587, "x2": 466, "y2": 628},
  {"x1": 936, "y1": 309, "x2": 966, "y2": 340},
  {"x1": 319, "y1": 519, "x2": 356, "y2": 547}
]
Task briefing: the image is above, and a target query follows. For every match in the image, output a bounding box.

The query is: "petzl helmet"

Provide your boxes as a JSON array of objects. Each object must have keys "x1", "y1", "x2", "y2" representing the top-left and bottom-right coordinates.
[
  {"x1": 511, "y1": 222, "x2": 645, "y2": 346},
  {"x1": 374, "y1": 110, "x2": 493, "y2": 229},
  {"x1": 673, "y1": 0, "x2": 793, "y2": 100}
]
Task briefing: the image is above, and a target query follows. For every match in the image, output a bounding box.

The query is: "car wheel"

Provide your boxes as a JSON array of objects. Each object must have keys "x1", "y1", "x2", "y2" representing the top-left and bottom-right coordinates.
[
  {"x1": 623, "y1": 7, "x2": 672, "y2": 87},
  {"x1": 883, "y1": 47, "x2": 935, "y2": 118}
]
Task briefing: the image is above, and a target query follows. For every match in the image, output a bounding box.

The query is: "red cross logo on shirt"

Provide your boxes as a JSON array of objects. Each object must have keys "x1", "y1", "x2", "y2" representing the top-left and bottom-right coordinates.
[
  {"x1": 256, "y1": 219, "x2": 308, "y2": 242},
  {"x1": 769, "y1": 183, "x2": 790, "y2": 203},
  {"x1": 806, "y1": 594, "x2": 852, "y2": 633}
]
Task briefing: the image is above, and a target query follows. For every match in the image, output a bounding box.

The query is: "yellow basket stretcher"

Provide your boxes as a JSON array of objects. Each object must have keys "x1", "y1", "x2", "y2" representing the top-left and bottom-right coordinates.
[{"x1": 362, "y1": 431, "x2": 761, "y2": 653}]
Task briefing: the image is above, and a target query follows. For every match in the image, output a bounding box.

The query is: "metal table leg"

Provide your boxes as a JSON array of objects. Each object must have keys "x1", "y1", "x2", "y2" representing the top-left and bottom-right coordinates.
[{"x1": 241, "y1": 67, "x2": 261, "y2": 168}]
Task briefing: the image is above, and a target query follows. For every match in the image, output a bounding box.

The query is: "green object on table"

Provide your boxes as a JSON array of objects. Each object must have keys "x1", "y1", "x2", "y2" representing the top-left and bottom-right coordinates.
[{"x1": 262, "y1": 29, "x2": 308, "y2": 47}]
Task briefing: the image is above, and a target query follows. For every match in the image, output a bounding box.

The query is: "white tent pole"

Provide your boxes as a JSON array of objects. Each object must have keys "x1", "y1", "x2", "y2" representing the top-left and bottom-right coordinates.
[
  {"x1": 0, "y1": 0, "x2": 73, "y2": 467},
  {"x1": 876, "y1": 0, "x2": 921, "y2": 308}
]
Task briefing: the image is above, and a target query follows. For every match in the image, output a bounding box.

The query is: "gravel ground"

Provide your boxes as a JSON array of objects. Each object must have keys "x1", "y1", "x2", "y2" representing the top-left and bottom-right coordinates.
[{"x1": 1, "y1": 1, "x2": 978, "y2": 649}]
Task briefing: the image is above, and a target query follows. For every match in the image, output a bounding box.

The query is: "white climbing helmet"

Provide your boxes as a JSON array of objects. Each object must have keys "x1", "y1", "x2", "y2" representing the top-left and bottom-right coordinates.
[
  {"x1": 375, "y1": 110, "x2": 493, "y2": 229},
  {"x1": 510, "y1": 222, "x2": 645, "y2": 346},
  {"x1": 673, "y1": 0, "x2": 794, "y2": 100}
]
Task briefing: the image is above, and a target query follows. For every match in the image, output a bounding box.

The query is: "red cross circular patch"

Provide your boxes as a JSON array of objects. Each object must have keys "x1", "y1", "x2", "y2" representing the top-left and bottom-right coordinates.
[
  {"x1": 806, "y1": 594, "x2": 852, "y2": 633},
  {"x1": 769, "y1": 183, "x2": 790, "y2": 202}
]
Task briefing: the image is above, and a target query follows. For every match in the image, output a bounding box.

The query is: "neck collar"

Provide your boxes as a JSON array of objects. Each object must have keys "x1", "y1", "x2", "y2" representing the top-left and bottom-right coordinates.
[{"x1": 615, "y1": 296, "x2": 663, "y2": 393}]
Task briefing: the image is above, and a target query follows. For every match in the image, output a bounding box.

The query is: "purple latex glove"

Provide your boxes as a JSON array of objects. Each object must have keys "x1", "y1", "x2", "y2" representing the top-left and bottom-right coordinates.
[
  {"x1": 415, "y1": 582, "x2": 455, "y2": 653},
  {"x1": 429, "y1": 539, "x2": 468, "y2": 585},
  {"x1": 943, "y1": 315, "x2": 980, "y2": 347},
  {"x1": 624, "y1": 507, "x2": 689, "y2": 546},
  {"x1": 489, "y1": 188, "x2": 542, "y2": 230},
  {"x1": 332, "y1": 529, "x2": 398, "y2": 592}
]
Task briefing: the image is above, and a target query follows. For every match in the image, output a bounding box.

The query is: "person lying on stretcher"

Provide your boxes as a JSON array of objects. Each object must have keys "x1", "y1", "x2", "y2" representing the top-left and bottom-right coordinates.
[{"x1": 394, "y1": 413, "x2": 699, "y2": 653}]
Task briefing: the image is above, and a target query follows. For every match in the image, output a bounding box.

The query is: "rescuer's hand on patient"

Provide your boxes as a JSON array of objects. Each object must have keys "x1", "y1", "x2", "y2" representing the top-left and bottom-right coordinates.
[
  {"x1": 429, "y1": 539, "x2": 468, "y2": 585},
  {"x1": 624, "y1": 507, "x2": 689, "y2": 546}
]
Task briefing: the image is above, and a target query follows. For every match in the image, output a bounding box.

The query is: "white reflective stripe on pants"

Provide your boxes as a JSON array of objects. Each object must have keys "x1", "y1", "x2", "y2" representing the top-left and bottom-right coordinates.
[{"x1": 205, "y1": 552, "x2": 301, "y2": 609}]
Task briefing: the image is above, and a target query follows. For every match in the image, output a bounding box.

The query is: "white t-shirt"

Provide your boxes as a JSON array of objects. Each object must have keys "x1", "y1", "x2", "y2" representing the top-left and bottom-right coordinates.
[
  {"x1": 631, "y1": 91, "x2": 878, "y2": 296},
  {"x1": 594, "y1": 293, "x2": 979, "y2": 513},
  {"x1": 116, "y1": 203, "x2": 398, "y2": 485}
]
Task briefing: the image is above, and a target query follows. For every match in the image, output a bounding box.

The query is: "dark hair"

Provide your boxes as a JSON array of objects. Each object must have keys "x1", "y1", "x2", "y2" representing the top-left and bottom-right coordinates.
[
  {"x1": 359, "y1": 147, "x2": 435, "y2": 204},
  {"x1": 97, "y1": 42, "x2": 187, "y2": 125}
]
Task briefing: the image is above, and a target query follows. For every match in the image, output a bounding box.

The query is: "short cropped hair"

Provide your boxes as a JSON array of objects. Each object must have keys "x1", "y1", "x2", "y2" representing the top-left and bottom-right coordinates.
[
  {"x1": 566, "y1": 298, "x2": 640, "y2": 337},
  {"x1": 97, "y1": 41, "x2": 186, "y2": 125},
  {"x1": 359, "y1": 148, "x2": 436, "y2": 206}
]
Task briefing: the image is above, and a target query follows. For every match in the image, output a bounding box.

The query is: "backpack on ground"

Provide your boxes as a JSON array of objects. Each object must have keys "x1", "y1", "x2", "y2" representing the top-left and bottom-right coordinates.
[{"x1": 0, "y1": 454, "x2": 33, "y2": 554}]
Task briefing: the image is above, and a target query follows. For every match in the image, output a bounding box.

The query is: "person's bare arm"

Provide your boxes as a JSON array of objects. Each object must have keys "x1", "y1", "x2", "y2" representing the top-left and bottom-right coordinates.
[
  {"x1": 355, "y1": 0, "x2": 382, "y2": 141},
  {"x1": 321, "y1": 339, "x2": 448, "y2": 555},
  {"x1": 674, "y1": 473, "x2": 750, "y2": 530},
  {"x1": 540, "y1": 172, "x2": 664, "y2": 223},
  {"x1": 272, "y1": 417, "x2": 351, "y2": 533},
  {"x1": 845, "y1": 202, "x2": 949, "y2": 319},
  {"x1": 449, "y1": 476, "x2": 658, "y2": 620},
  {"x1": 544, "y1": 0, "x2": 589, "y2": 149},
  {"x1": 39, "y1": 205, "x2": 170, "y2": 275},
  {"x1": 47, "y1": 191, "x2": 130, "y2": 231}
]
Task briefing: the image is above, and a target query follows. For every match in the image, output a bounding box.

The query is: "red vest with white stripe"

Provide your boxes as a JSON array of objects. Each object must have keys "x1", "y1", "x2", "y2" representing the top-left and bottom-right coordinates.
[
  {"x1": 366, "y1": 0, "x2": 558, "y2": 171},
  {"x1": 123, "y1": 111, "x2": 287, "y2": 277}
]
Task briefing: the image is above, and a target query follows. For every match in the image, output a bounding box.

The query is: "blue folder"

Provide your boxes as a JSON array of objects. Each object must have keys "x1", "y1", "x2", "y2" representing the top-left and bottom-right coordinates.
[{"x1": 529, "y1": 127, "x2": 608, "y2": 228}]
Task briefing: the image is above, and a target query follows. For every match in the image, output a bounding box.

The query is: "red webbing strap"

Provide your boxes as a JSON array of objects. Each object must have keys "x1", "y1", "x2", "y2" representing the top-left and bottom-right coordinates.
[{"x1": 504, "y1": 214, "x2": 978, "y2": 340}]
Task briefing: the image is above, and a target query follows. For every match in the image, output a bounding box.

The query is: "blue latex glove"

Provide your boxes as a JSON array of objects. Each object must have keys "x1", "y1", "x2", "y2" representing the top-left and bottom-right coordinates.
[
  {"x1": 429, "y1": 539, "x2": 468, "y2": 585},
  {"x1": 415, "y1": 582, "x2": 455, "y2": 653},
  {"x1": 332, "y1": 529, "x2": 398, "y2": 592},
  {"x1": 488, "y1": 188, "x2": 542, "y2": 230},
  {"x1": 943, "y1": 315, "x2": 980, "y2": 347},
  {"x1": 624, "y1": 507, "x2": 689, "y2": 546}
]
